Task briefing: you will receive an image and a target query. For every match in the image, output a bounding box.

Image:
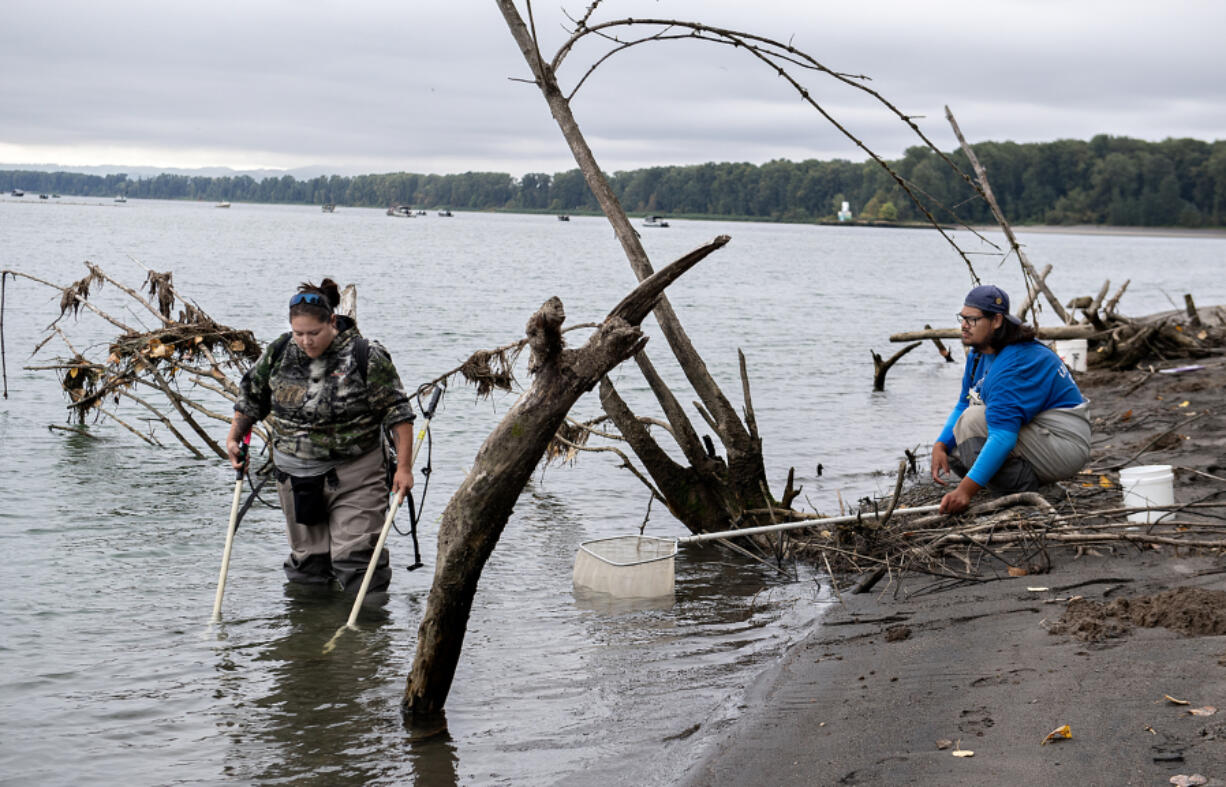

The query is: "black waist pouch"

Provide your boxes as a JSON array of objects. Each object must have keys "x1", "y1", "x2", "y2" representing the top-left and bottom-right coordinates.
[{"x1": 276, "y1": 468, "x2": 338, "y2": 526}]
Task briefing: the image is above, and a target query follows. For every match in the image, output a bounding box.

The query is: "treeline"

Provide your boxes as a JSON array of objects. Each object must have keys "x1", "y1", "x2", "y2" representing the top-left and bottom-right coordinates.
[{"x1": 5, "y1": 135, "x2": 1225, "y2": 227}]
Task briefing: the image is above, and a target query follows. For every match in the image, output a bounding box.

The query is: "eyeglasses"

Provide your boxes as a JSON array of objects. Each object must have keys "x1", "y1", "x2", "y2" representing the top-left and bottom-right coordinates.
[
  {"x1": 290, "y1": 292, "x2": 329, "y2": 308},
  {"x1": 956, "y1": 313, "x2": 986, "y2": 327}
]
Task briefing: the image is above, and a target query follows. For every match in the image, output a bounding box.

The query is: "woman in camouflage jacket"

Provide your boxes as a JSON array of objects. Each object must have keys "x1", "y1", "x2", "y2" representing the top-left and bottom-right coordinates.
[{"x1": 225, "y1": 279, "x2": 415, "y2": 592}]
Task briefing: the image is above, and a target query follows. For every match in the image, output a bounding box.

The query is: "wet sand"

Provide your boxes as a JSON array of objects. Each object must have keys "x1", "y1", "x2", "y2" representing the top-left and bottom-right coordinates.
[{"x1": 685, "y1": 358, "x2": 1226, "y2": 786}]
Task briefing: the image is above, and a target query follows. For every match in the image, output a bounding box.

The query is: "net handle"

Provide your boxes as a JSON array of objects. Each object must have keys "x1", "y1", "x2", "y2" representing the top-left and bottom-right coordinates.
[{"x1": 678, "y1": 504, "x2": 942, "y2": 544}]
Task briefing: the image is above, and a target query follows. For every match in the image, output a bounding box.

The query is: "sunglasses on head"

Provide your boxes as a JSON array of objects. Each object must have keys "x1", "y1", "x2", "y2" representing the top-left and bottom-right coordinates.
[{"x1": 289, "y1": 292, "x2": 329, "y2": 308}]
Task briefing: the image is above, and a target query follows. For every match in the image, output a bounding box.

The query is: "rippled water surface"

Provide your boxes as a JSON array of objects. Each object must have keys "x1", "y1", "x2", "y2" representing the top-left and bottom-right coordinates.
[{"x1": 1, "y1": 196, "x2": 1223, "y2": 784}]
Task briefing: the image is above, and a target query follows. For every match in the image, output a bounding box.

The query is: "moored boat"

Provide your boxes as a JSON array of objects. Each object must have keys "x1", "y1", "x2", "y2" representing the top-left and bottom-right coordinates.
[
  {"x1": 643, "y1": 215, "x2": 670, "y2": 228},
  {"x1": 321, "y1": 203, "x2": 336, "y2": 213},
  {"x1": 387, "y1": 204, "x2": 415, "y2": 217}
]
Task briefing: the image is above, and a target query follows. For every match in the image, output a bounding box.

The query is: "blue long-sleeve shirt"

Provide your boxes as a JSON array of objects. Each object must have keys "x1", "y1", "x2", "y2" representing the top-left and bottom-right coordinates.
[{"x1": 937, "y1": 341, "x2": 1084, "y2": 485}]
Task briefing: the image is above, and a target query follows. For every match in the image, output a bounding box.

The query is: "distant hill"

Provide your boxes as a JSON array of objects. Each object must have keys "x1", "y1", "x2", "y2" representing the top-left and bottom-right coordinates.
[{"x1": 4, "y1": 134, "x2": 1224, "y2": 228}]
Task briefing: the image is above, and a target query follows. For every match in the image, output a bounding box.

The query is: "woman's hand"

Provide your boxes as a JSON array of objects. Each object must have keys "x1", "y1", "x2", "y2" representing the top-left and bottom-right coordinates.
[
  {"x1": 226, "y1": 436, "x2": 247, "y2": 471},
  {"x1": 390, "y1": 420, "x2": 417, "y2": 501},
  {"x1": 392, "y1": 463, "x2": 415, "y2": 500},
  {"x1": 226, "y1": 413, "x2": 255, "y2": 471}
]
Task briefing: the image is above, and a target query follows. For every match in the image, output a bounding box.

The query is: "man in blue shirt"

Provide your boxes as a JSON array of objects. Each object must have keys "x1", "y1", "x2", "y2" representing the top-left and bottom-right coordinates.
[{"x1": 932, "y1": 285, "x2": 1091, "y2": 515}]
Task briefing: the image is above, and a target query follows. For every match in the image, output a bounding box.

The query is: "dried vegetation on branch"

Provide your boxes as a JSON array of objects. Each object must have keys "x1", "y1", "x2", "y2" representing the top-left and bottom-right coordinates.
[{"x1": 3, "y1": 263, "x2": 260, "y2": 459}]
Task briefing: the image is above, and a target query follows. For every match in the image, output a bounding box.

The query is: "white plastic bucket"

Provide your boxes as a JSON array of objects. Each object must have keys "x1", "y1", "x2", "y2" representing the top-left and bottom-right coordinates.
[
  {"x1": 1053, "y1": 339, "x2": 1088, "y2": 372},
  {"x1": 1119, "y1": 464, "x2": 1174, "y2": 523}
]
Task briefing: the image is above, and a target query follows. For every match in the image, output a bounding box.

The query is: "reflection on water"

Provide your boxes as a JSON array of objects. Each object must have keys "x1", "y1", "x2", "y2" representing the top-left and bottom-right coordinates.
[
  {"x1": 221, "y1": 589, "x2": 405, "y2": 786},
  {"x1": 1, "y1": 199, "x2": 1223, "y2": 784}
]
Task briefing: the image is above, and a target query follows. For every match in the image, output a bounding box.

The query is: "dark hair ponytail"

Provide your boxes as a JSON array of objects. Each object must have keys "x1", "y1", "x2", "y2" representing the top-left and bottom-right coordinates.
[
  {"x1": 290, "y1": 278, "x2": 340, "y2": 321},
  {"x1": 989, "y1": 318, "x2": 1037, "y2": 351}
]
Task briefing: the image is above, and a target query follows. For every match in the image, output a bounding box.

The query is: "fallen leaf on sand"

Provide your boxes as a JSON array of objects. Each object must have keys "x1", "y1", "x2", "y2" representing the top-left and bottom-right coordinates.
[
  {"x1": 1040, "y1": 724, "x2": 1072, "y2": 745},
  {"x1": 1145, "y1": 725, "x2": 1157, "y2": 735},
  {"x1": 935, "y1": 739, "x2": 952, "y2": 750},
  {"x1": 1178, "y1": 400, "x2": 1191, "y2": 408},
  {"x1": 951, "y1": 749, "x2": 974, "y2": 758},
  {"x1": 1170, "y1": 775, "x2": 1207, "y2": 786},
  {"x1": 1186, "y1": 706, "x2": 1217, "y2": 717},
  {"x1": 1165, "y1": 695, "x2": 1191, "y2": 706},
  {"x1": 1007, "y1": 566, "x2": 1028, "y2": 577}
]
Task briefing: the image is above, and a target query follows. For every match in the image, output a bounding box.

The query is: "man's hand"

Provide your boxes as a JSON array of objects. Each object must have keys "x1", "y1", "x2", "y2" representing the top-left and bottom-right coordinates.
[
  {"x1": 939, "y1": 477, "x2": 982, "y2": 515},
  {"x1": 931, "y1": 441, "x2": 952, "y2": 486}
]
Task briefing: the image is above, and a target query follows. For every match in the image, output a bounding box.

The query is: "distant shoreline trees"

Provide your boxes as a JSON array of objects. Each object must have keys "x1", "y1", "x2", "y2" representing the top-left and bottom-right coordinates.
[{"x1": 5, "y1": 134, "x2": 1224, "y2": 228}]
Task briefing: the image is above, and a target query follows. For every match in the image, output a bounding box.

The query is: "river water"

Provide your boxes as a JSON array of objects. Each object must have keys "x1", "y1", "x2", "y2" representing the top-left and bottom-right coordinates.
[{"x1": 1, "y1": 196, "x2": 1223, "y2": 785}]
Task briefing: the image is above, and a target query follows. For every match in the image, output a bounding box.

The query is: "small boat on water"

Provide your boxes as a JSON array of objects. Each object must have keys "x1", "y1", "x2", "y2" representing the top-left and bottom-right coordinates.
[
  {"x1": 387, "y1": 204, "x2": 415, "y2": 217},
  {"x1": 39, "y1": 194, "x2": 49, "y2": 199},
  {"x1": 10, "y1": 189, "x2": 24, "y2": 197},
  {"x1": 437, "y1": 209, "x2": 452, "y2": 217},
  {"x1": 52, "y1": 194, "x2": 60, "y2": 198},
  {"x1": 557, "y1": 214, "x2": 570, "y2": 222},
  {"x1": 216, "y1": 202, "x2": 231, "y2": 208},
  {"x1": 643, "y1": 215, "x2": 670, "y2": 228},
  {"x1": 321, "y1": 203, "x2": 336, "y2": 213},
  {"x1": 114, "y1": 195, "x2": 127, "y2": 203},
  {"x1": 416, "y1": 210, "x2": 427, "y2": 216}
]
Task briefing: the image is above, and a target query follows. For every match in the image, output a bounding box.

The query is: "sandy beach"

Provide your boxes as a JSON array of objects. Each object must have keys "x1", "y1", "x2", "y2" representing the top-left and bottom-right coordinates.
[{"x1": 686, "y1": 353, "x2": 1226, "y2": 785}]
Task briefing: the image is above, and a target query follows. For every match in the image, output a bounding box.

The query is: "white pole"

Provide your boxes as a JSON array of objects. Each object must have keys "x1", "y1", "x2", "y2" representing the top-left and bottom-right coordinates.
[
  {"x1": 678, "y1": 504, "x2": 942, "y2": 545},
  {"x1": 323, "y1": 397, "x2": 439, "y2": 653},
  {"x1": 210, "y1": 441, "x2": 249, "y2": 623}
]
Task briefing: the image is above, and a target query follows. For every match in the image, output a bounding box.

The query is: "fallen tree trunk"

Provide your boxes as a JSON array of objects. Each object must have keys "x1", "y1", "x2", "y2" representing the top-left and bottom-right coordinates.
[
  {"x1": 401, "y1": 236, "x2": 728, "y2": 721},
  {"x1": 890, "y1": 324, "x2": 1101, "y2": 342}
]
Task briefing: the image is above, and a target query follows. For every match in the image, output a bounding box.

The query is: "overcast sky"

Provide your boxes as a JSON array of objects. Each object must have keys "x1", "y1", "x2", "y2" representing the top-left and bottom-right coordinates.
[{"x1": 3, "y1": 0, "x2": 1224, "y2": 178}]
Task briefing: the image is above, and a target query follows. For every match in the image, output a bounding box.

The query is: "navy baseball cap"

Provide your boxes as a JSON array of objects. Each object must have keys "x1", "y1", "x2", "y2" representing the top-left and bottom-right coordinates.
[{"x1": 965, "y1": 285, "x2": 1021, "y2": 325}]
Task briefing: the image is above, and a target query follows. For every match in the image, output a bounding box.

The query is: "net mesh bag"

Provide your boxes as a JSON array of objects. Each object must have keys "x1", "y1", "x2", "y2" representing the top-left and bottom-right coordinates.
[{"x1": 572, "y1": 535, "x2": 678, "y2": 598}]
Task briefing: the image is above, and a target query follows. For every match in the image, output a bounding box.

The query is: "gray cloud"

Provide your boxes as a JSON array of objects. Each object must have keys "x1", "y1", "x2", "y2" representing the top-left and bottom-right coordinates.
[{"x1": 3, "y1": 0, "x2": 1224, "y2": 176}]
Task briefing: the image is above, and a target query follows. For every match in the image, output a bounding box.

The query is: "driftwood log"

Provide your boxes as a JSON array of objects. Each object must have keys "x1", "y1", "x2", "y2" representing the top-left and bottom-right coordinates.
[
  {"x1": 871, "y1": 341, "x2": 921, "y2": 391},
  {"x1": 401, "y1": 236, "x2": 729, "y2": 721},
  {"x1": 889, "y1": 324, "x2": 1099, "y2": 342}
]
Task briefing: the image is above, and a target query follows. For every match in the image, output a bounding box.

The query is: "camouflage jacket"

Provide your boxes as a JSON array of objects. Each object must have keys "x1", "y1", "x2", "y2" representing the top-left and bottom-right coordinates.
[{"x1": 235, "y1": 316, "x2": 415, "y2": 461}]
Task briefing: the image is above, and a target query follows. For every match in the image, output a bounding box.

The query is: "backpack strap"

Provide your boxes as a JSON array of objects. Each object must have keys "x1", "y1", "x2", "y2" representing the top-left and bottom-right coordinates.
[
  {"x1": 257, "y1": 332, "x2": 294, "y2": 415},
  {"x1": 353, "y1": 337, "x2": 371, "y2": 384},
  {"x1": 267, "y1": 331, "x2": 293, "y2": 370}
]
